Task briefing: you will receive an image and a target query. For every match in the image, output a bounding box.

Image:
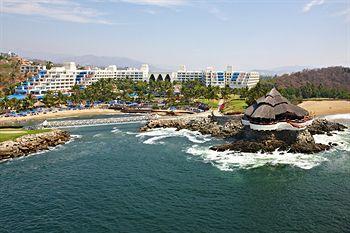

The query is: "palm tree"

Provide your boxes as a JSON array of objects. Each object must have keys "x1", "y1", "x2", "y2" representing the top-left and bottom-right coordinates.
[
  {"x1": 43, "y1": 91, "x2": 57, "y2": 107},
  {"x1": 46, "y1": 61, "x2": 53, "y2": 70},
  {"x1": 24, "y1": 94, "x2": 36, "y2": 109}
]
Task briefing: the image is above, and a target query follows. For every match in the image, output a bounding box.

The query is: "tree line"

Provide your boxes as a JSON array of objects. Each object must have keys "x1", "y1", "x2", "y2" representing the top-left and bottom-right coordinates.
[{"x1": 1, "y1": 76, "x2": 349, "y2": 113}]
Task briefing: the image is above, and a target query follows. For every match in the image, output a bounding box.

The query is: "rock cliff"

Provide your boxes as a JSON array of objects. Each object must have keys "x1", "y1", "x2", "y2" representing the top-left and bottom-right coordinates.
[
  {"x1": 0, "y1": 130, "x2": 70, "y2": 161},
  {"x1": 140, "y1": 116, "x2": 347, "y2": 154}
]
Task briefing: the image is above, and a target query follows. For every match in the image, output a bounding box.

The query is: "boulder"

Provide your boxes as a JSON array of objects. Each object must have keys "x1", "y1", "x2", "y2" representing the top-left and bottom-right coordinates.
[
  {"x1": 0, "y1": 130, "x2": 70, "y2": 161},
  {"x1": 140, "y1": 116, "x2": 347, "y2": 154},
  {"x1": 308, "y1": 119, "x2": 347, "y2": 135}
]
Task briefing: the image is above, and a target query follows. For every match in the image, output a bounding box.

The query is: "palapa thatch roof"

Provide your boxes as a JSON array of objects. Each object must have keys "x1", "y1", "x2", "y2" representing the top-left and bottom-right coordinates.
[{"x1": 244, "y1": 88, "x2": 308, "y2": 120}]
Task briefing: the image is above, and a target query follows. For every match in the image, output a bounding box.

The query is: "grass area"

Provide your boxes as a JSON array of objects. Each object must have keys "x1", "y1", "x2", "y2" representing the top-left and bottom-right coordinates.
[
  {"x1": 0, "y1": 129, "x2": 51, "y2": 142},
  {"x1": 222, "y1": 98, "x2": 247, "y2": 114},
  {"x1": 196, "y1": 98, "x2": 219, "y2": 109}
]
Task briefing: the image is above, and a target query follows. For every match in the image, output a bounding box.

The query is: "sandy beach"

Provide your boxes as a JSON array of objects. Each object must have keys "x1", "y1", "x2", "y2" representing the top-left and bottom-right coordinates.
[
  {"x1": 0, "y1": 108, "x2": 122, "y2": 125},
  {"x1": 298, "y1": 100, "x2": 350, "y2": 116},
  {"x1": 1, "y1": 100, "x2": 349, "y2": 126}
]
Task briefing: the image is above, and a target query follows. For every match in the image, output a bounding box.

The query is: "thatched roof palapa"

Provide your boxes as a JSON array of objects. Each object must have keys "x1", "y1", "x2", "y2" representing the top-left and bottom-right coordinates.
[{"x1": 244, "y1": 88, "x2": 309, "y2": 120}]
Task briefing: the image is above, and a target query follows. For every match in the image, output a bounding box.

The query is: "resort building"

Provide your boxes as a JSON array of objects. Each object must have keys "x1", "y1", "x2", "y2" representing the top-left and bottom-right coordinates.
[
  {"x1": 148, "y1": 72, "x2": 172, "y2": 82},
  {"x1": 20, "y1": 64, "x2": 46, "y2": 74},
  {"x1": 204, "y1": 67, "x2": 226, "y2": 88},
  {"x1": 172, "y1": 65, "x2": 205, "y2": 82},
  {"x1": 226, "y1": 71, "x2": 260, "y2": 89},
  {"x1": 15, "y1": 62, "x2": 259, "y2": 96},
  {"x1": 15, "y1": 62, "x2": 150, "y2": 96}
]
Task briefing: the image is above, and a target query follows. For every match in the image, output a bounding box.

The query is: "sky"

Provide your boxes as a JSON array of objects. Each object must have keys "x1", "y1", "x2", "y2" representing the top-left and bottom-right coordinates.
[{"x1": 0, "y1": 0, "x2": 349, "y2": 70}]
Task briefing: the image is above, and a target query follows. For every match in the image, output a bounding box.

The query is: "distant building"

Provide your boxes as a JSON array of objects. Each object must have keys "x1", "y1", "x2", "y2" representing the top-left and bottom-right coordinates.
[
  {"x1": 15, "y1": 62, "x2": 259, "y2": 96},
  {"x1": 226, "y1": 71, "x2": 260, "y2": 89},
  {"x1": 172, "y1": 65, "x2": 205, "y2": 82},
  {"x1": 15, "y1": 62, "x2": 150, "y2": 96},
  {"x1": 204, "y1": 67, "x2": 226, "y2": 88},
  {"x1": 20, "y1": 64, "x2": 46, "y2": 74}
]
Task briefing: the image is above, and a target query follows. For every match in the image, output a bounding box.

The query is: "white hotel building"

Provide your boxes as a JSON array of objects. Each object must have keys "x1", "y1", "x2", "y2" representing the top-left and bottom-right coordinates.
[
  {"x1": 15, "y1": 62, "x2": 259, "y2": 96},
  {"x1": 16, "y1": 62, "x2": 149, "y2": 96}
]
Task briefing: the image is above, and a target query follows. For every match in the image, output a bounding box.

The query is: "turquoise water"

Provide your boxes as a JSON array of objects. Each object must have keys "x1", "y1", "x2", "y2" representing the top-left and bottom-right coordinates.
[{"x1": 1, "y1": 122, "x2": 350, "y2": 232}]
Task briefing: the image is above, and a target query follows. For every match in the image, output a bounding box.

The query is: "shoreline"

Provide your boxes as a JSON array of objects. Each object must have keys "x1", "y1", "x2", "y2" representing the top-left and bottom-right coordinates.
[
  {"x1": 0, "y1": 108, "x2": 122, "y2": 125},
  {"x1": 298, "y1": 100, "x2": 350, "y2": 116},
  {"x1": 0, "y1": 129, "x2": 71, "y2": 161},
  {"x1": 0, "y1": 100, "x2": 349, "y2": 126}
]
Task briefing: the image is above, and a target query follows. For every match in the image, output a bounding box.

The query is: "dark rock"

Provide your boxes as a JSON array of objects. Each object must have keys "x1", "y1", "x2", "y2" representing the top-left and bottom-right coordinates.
[
  {"x1": 140, "y1": 116, "x2": 243, "y2": 138},
  {"x1": 308, "y1": 119, "x2": 347, "y2": 135},
  {"x1": 140, "y1": 116, "x2": 347, "y2": 154},
  {"x1": 0, "y1": 130, "x2": 70, "y2": 161}
]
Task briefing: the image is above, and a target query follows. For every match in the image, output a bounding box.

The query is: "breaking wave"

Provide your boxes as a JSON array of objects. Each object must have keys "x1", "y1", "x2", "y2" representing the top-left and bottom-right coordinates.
[
  {"x1": 136, "y1": 128, "x2": 212, "y2": 145},
  {"x1": 136, "y1": 126, "x2": 350, "y2": 171},
  {"x1": 186, "y1": 145, "x2": 328, "y2": 170},
  {"x1": 313, "y1": 129, "x2": 350, "y2": 151},
  {"x1": 111, "y1": 128, "x2": 122, "y2": 134},
  {"x1": 324, "y1": 113, "x2": 350, "y2": 121}
]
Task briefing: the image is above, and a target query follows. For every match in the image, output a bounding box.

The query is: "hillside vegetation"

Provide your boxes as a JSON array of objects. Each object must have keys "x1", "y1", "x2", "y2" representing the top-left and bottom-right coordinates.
[
  {"x1": 275, "y1": 66, "x2": 350, "y2": 92},
  {"x1": 243, "y1": 66, "x2": 350, "y2": 105},
  {"x1": 0, "y1": 56, "x2": 25, "y2": 96}
]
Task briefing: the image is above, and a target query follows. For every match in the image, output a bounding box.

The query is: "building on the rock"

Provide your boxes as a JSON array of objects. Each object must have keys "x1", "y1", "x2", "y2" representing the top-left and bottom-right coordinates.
[{"x1": 242, "y1": 88, "x2": 312, "y2": 130}]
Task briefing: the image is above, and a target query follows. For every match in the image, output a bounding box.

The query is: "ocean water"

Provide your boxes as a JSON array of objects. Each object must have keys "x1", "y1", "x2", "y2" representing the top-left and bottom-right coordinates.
[{"x1": 1, "y1": 120, "x2": 350, "y2": 232}]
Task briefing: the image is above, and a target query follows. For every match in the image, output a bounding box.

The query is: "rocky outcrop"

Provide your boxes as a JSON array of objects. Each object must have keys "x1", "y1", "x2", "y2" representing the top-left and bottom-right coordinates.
[
  {"x1": 140, "y1": 115, "x2": 243, "y2": 138},
  {"x1": 210, "y1": 119, "x2": 347, "y2": 154},
  {"x1": 0, "y1": 130, "x2": 70, "y2": 161},
  {"x1": 307, "y1": 119, "x2": 347, "y2": 135},
  {"x1": 140, "y1": 115, "x2": 347, "y2": 154},
  {"x1": 210, "y1": 129, "x2": 331, "y2": 154}
]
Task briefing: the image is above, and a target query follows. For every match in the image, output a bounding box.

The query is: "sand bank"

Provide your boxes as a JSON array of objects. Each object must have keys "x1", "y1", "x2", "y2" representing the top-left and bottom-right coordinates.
[
  {"x1": 0, "y1": 109, "x2": 121, "y2": 125},
  {"x1": 298, "y1": 100, "x2": 350, "y2": 116}
]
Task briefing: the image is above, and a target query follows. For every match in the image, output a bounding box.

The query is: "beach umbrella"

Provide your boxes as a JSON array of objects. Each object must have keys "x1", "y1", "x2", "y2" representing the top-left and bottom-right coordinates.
[
  {"x1": 34, "y1": 101, "x2": 45, "y2": 108},
  {"x1": 59, "y1": 104, "x2": 68, "y2": 109}
]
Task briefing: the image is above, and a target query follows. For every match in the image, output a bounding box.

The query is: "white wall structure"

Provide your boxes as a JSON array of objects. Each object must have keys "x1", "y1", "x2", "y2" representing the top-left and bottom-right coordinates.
[
  {"x1": 204, "y1": 67, "x2": 226, "y2": 88},
  {"x1": 226, "y1": 71, "x2": 260, "y2": 89},
  {"x1": 15, "y1": 62, "x2": 259, "y2": 96},
  {"x1": 172, "y1": 65, "x2": 205, "y2": 82},
  {"x1": 15, "y1": 62, "x2": 150, "y2": 96},
  {"x1": 20, "y1": 64, "x2": 46, "y2": 74}
]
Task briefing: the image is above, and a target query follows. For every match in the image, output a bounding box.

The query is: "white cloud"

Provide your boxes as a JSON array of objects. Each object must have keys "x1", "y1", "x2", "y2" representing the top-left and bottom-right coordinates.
[
  {"x1": 335, "y1": 8, "x2": 350, "y2": 23},
  {"x1": 302, "y1": 0, "x2": 325, "y2": 12},
  {"x1": 0, "y1": 0, "x2": 113, "y2": 24},
  {"x1": 208, "y1": 6, "x2": 228, "y2": 21},
  {"x1": 120, "y1": 0, "x2": 187, "y2": 7},
  {"x1": 143, "y1": 9, "x2": 157, "y2": 14}
]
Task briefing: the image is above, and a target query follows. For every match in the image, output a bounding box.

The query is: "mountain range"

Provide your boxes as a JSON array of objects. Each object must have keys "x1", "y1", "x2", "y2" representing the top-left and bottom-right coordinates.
[{"x1": 13, "y1": 50, "x2": 320, "y2": 75}]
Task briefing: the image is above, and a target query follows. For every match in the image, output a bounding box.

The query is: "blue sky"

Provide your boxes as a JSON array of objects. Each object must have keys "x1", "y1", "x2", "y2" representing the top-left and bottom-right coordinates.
[{"x1": 1, "y1": 0, "x2": 349, "y2": 70}]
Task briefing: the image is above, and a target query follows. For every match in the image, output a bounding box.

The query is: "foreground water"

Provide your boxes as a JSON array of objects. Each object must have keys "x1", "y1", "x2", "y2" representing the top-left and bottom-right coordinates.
[{"x1": 1, "y1": 119, "x2": 350, "y2": 232}]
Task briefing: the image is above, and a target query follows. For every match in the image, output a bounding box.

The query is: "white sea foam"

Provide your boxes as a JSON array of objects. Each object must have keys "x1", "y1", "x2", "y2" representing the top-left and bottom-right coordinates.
[
  {"x1": 125, "y1": 131, "x2": 137, "y2": 135},
  {"x1": 324, "y1": 113, "x2": 350, "y2": 121},
  {"x1": 186, "y1": 145, "x2": 328, "y2": 170},
  {"x1": 313, "y1": 129, "x2": 350, "y2": 151},
  {"x1": 111, "y1": 127, "x2": 122, "y2": 134},
  {"x1": 136, "y1": 128, "x2": 211, "y2": 145}
]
